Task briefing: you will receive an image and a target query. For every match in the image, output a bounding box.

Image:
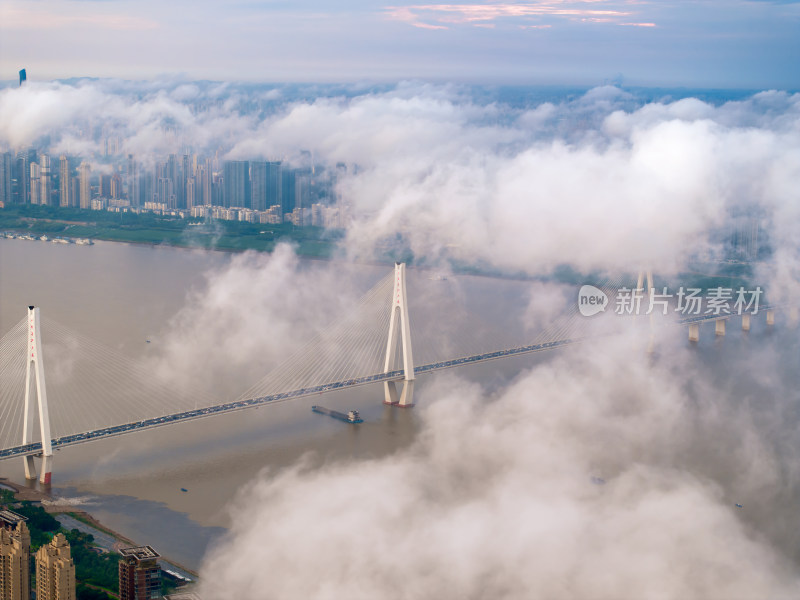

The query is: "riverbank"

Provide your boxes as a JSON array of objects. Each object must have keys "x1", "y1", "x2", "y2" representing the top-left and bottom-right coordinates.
[
  {"x1": 0, "y1": 205, "x2": 342, "y2": 258},
  {"x1": 0, "y1": 476, "x2": 200, "y2": 579},
  {"x1": 0, "y1": 205, "x2": 759, "y2": 287}
]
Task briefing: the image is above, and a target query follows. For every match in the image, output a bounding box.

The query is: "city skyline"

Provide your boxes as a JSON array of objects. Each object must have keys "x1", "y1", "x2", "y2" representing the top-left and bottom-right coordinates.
[
  {"x1": 0, "y1": 147, "x2": 347, "y2": 228},
  {"x1": 0, "y1": 1, "x2": 798, "y2": 88},
  {"x1": 0, "y1": 80, "x2": 796, "y2": 275}
]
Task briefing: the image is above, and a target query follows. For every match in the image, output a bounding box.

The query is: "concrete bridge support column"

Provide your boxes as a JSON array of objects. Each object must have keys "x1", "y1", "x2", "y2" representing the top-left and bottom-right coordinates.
[
  {"x1": 689, "y1": 323, "x2": 700, "y2": 342},
  {"x1": 385, "y1": 379, "x2": 414, "y2": 407},
  {"x1": 39, "y1": 455, "x2": 52, "y2": 486},
  {"x1": 767, "y1": 309, "x2": 775, "y2": 326},
  {"x1": 715, "y1": 319, "x2": 726, "y2": 336},
  {"x1": 23, "y1": 456, "x2": 36, "y2": 481},
  {"x1": 742, "y1": 313, "x2": 751, "y2": 332}
]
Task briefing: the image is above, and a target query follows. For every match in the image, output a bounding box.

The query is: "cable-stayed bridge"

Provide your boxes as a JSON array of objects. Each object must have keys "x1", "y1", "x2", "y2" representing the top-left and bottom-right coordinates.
[{"x1": 0, "y1": 264, "x2": 780, "y2": 483}]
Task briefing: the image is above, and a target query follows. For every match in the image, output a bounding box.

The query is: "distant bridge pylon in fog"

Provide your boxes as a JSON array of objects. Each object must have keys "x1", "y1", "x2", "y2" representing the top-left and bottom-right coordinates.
[{"x1": 0, "y1": 263, "x2": 783, "y2": 482}]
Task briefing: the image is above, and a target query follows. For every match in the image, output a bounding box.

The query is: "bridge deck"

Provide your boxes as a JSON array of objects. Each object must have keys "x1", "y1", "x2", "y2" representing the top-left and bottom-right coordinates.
[
  {"x1": 0, "y1": 338, "x2": 584, "y2": 459},
  {"x1": 0, "y1": 307, "x2": 776, "y2": 460}
]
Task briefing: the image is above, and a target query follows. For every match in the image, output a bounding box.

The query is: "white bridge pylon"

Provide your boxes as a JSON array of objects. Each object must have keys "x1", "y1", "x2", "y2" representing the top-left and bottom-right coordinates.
[
  {"x1": 384, "y1": 262, "x2": 415, "y2": 407},
  {"x1": 23, "y1": 306, "x2": 53, "y2": 484}
]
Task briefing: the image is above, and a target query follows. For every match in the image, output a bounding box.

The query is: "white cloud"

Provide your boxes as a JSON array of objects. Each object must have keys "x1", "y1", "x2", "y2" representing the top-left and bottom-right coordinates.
[
  {"x1": 5, "y1": 80, "x2": 795, "y2": 594},
  {"x1": 135, "y1": 84, "x2": 800, "y2": 598},
  {"x1": 3, "y1": 80, "x2": 799, "y2": 317},
  {"x1": 198, "y1": 334, "x2": 800, "y2": 599},
  {"x1": 144, "y1": 244, "x2": 372, "y2": 398}
]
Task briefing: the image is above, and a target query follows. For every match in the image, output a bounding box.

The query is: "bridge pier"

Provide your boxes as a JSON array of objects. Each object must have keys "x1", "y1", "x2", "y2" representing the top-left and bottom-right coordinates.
[
  {"x1": 39, "y1": 455, "x2": 52, "y2": 485},
  {"x1": 742, "y1": 313, "x2": 750, "y2": 331},
  {"x1": 767, "y1": 309, "x2": 775, "y2": 326},
  {"x1": 688, "y1": 323, "x2": 700, "y2": 342},
  {"x1": 385, "y1": 379, "x2": 414, "y2": 407},
  {"x1": 383, "y1": 263, "x2": 415, "y2": 408},
  {"x1": 24, "y1": 455, "x2": 52, "y2": 485},
  {"x1": 24, "y1": 456, "x2": 36, "y2": 481},
  {"x1": 715, "y1": 319, "x2": 726, "y2": 336}
]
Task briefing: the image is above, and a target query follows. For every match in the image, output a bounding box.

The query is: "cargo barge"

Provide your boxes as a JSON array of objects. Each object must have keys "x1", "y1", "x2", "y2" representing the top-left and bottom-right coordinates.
[{"x1": 311, "y1": 405, "x2": 363, "y2": 424}]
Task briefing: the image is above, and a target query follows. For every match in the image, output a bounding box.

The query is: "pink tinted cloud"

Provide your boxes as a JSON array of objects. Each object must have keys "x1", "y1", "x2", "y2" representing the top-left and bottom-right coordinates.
[
  {"x1": 385, "y1": 2, "x2": 638, "y2": 30},
  {"x1": 385, "y1": 6, "x2": 450, "y2": 29},
  {"x1": 1, "y1": 4, "x2": 159, "y2": 31}
]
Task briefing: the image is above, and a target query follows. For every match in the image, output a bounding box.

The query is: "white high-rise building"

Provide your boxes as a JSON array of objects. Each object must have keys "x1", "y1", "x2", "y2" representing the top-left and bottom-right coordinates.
[
  {"x1": 39, "y1": 155, "x2": 51, "y2": 206},
  {"x1": 59, "y1": 156, "x2": 70, "y2": 207},
  {"x1": 29, "y1": 162, "x2": 41, "y2": 205},
  {"x1": 79, "y1": 163, "x2": 91, "y2": 209}
]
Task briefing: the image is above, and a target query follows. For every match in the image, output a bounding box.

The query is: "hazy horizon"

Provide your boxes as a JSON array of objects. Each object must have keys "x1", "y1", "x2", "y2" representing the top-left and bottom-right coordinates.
[{"x1": 2, "y1": 1, "x2": 799, "y2": 88}]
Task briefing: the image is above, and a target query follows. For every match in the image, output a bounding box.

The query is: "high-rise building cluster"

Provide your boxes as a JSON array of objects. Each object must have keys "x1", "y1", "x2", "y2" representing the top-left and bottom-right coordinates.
[
  {"x1": 0, "y1": 147, "x2": 349, "y2": 228},
  {"x1": 0, "y1": 510, "x2": 75, "y2": 600},
  {"x1": 0, "y1": 509, "x2": 167, "y2": 600}
]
